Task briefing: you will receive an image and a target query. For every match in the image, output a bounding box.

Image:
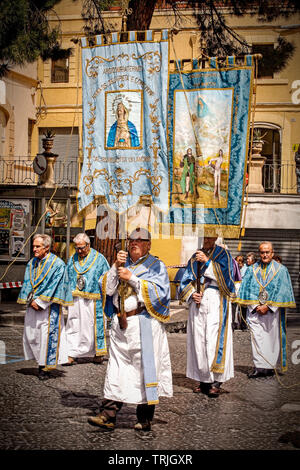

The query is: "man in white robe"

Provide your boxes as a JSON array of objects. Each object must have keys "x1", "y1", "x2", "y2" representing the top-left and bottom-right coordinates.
[
  {"x1": 236, "y1": 241, "x2": 296, "y2": 378},
  {"x1": 17, "y1": 234, "x2": 69, "y2": 380},
  {"x1": 64, "y1": 233, "x2": 109, "y2": 365},
  {"x1": 179, "y1": 237, "x2": 236, "y2": 397},
  {"x1": 88, "y1": 228, "x2": 173, "y2": 431}
]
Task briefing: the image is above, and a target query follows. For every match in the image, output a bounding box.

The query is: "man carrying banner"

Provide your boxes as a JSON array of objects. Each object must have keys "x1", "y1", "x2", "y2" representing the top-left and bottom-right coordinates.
[
  {"x1": 236, "y1": 241, "x2": 296, "y2": 378},
  {"x1": 88, "y1": 227, "x2": 173, "y2": 431},
  {"x1": 17, "y1": 234, "x2": 70, "y2": 380},
  {"x1": 179, "y1": 236, "x2": 236, "y2": 397},
  {"x1": 63, "y1": 233, "x2": 110, "y2": 366}
]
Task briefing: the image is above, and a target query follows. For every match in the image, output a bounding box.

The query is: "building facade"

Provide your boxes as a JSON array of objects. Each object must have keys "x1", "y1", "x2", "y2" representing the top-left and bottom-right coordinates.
[{"x1": 1, "y1": 1, "x2": 299, "y2": 307}]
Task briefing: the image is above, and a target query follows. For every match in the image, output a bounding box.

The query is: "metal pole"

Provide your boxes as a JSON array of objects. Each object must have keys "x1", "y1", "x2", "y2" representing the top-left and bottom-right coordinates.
[
  {"x1": 66, "y1": 197, "x2": 71, "y2": 262},
  {"x1": 41, "y1": 197, "x2": 46, "y2": 234}
]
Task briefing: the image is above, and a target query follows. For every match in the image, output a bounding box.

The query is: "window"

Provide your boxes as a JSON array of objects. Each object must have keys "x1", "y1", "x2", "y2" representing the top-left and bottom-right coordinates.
[
  {"x1": 251, "y1": 124, "x2": 281, "y2": 193},
  {"x1": 38, "y1": 127, "x2": 79, "y2": 187},
  {"x1": 252, "y1": 44, "x2": 275, "y2": 79},
  {"x1": 51, "y1": 58, "x2": 69, "y2": 83}
]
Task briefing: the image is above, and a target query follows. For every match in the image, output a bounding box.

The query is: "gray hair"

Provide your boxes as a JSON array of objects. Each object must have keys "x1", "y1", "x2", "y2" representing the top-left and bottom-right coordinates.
[
  {"x1": 33, "y1": 233, "x2": 52, "y2": 249},
  {"x1": 258, "y1": 241, "x2": 274, "y2": 251},
  {"x1": 73, "y1": 233, "x2": 90, "y2": 245}
]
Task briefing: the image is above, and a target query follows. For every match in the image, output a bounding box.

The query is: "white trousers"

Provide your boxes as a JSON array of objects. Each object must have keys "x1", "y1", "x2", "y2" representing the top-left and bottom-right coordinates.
[
  {"x1": 103, "y1": 314, "x2": 173, "y2": 404},
  {"x1": 23, "y1": 305, "x2": 68, "y2": 366},
  {"x1": 65, "y1": 297, "x2": 97, "y2": 358},
  {"x1": 186, "y1": 289, "x2": 234, "y2": 384},
  {"x1": 247, "y1": 307, "x2": 281, "y2": 369}
]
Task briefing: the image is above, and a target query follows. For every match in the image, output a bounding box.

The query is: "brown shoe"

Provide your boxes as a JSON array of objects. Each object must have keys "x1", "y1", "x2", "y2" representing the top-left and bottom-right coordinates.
[{"x1": 88, "y1": 414, "x2": 115, "y2": 430}]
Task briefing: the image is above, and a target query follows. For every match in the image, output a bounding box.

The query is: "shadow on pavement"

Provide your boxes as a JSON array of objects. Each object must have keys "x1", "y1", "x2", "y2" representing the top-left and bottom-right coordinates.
[
  {"x1": 16, "y1": 367, "x2": 66, "y2": 379},
  {"x1": 172, "y1": 372, "x2": 197, "y2": 390}
]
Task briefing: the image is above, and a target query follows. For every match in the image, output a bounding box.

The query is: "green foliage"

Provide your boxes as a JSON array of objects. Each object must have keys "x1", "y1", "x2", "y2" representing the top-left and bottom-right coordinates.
[{"x1": 0, "y1": 0, "x2": 72, "y2": 77}]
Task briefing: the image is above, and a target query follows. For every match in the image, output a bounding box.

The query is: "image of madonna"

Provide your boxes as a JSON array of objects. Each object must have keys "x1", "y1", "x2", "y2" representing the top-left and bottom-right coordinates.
[{"x1": 106, "y1": 101, "x2": 140, "y2": 148}]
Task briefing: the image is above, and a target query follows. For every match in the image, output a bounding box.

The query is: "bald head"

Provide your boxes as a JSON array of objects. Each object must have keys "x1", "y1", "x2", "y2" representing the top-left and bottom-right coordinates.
[{"x1": 259, "y1": 241, "x2": 274, "y2": 265}]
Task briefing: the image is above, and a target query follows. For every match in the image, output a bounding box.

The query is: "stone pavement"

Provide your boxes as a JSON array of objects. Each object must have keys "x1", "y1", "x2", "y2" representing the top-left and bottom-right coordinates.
[{"x1": 0, "y1": 304, "x2": 300, "y2": 454}]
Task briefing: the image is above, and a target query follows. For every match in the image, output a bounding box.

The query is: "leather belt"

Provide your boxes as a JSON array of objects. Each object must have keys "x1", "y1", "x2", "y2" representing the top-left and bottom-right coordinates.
[{"x1": 125, "y1": 305, "x2": 144, "y2": 317}]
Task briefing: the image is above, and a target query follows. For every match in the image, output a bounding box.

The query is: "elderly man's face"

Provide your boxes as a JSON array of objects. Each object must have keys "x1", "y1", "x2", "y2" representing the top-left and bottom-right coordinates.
[
  {"x1": 202, "y1": 237, "x2": 217, "y2": 252},
  {"x1": 75, "y1": 241, "x2": 90, "y2": 259},
  {"x1": 128, "y1": 238, "x2": 151, "y2": 262},
  {"x1": 33, "y1": 237, "x2": 49, "y2": 260},
  {"x1": 259, "y1": 243, "x2": 273, "y2": 265}
]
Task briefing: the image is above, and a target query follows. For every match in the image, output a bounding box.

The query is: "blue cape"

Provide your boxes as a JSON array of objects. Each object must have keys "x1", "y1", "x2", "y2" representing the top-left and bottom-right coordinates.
[
  {"x1": 236, "y1": 260, "x2": 296, "y2": 308},
  {"x1": 179, "y1": 245, "x2": 236, "y2": 302},
  {"x1": 17, "y1": 252, "x2": 68, "y2": 306},
  {"x1": 100, "y1": 252, "x2": 170, "y2": 322},
  {"x1": 106, "y1": 120, "x2": 140, "y2": 147}
]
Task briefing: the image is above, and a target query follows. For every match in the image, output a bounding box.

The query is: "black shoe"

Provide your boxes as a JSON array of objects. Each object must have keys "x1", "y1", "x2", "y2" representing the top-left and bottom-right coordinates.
[
  {"x1": 248, "y1": 368, "x2": 268, "y2": 379},
  {"x1": 38, "y1": 369, "x2": 50, "y2": 381},
  {"x1": 93, "y1": 355, "x2": 104, "y2": 365}
]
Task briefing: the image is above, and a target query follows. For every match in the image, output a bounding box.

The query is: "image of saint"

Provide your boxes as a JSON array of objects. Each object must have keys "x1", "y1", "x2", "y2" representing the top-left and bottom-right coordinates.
[
  {"x1": 209, "y1": 149, "x2": 224, "y2": 198},
  {"x1": 179, "y1": 148, "x2": 196, "y2": 199},
  {"x1": 106, "y1": 101, "x2": 140, "y2": 148}
]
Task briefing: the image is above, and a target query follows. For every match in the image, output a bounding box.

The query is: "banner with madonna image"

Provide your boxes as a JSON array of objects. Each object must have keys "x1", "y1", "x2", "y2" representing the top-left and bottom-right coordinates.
[
  {"x1": 167, "y1": 56, "x2": 254, "y2": 238},
  {"x1": 78, "y1": 30, "x2": 169, "y2": 214}
]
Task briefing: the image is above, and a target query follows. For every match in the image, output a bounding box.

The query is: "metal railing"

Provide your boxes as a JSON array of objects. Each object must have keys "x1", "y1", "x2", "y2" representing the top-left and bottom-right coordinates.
[
  {"x1": 0, "y1": 157, "x2": 79, "y2": 188},
  {"x1": 0, "y1": 157, "x2": 298, "y2": 194},
  {"x1": 262, "y1": 162, "x2": 298, "y2": 193}
]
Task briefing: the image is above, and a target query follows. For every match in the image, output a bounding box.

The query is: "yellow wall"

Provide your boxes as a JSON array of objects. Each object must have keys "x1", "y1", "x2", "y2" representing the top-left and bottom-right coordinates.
[{"x1": 34, "y1": 2, "x2": 300, "y2": 266}]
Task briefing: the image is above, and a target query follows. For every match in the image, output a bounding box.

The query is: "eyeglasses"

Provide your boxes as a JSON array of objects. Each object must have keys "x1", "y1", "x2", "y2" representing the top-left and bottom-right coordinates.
[{"x1": 75, "y1": 244, "x2": 89, "y2": 251}]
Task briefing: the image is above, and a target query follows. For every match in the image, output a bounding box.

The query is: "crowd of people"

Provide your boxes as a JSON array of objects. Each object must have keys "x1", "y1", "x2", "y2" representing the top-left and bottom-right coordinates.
[{"x1": 17, "y1": 230, "x2": 296, "y2": 431}]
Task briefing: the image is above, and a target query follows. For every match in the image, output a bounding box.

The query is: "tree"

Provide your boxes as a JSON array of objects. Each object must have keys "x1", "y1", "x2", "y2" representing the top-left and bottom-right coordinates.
[
  {"x1": 81, "y1": 0, "x2": 300, "y2": 70},
  {"x1": 0, "y1": 0, "x2": 72, "y2": 78}
]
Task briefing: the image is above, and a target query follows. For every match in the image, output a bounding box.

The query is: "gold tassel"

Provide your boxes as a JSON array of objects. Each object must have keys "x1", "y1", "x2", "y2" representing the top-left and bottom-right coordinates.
[
  {"x1": 241, "y1": 227, "x2": 245, "y2": 237},
  {"x1": 237, "y1": 240, "x2": 242, "y2": 252}
]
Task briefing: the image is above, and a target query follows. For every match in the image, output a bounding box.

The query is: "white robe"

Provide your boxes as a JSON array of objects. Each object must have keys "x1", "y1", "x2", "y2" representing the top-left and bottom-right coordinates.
[
  {"x1": 246, "y1": 304, "x2": 280, "y2": 369},
  {"x1": 23, "y1": 298, "x2": 68, "y2": 366},
  {"x1": 186, "y1": 262, "x2": 234, "y2": 384},
  {"x1": 103, "y1": 264, "x2": 173, "y2": 404},
  {"x1": 65, "y1": 297, "x2": 98, "y2": 358}
]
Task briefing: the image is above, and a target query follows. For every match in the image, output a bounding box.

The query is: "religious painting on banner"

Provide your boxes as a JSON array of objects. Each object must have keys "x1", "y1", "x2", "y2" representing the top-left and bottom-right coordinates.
[
  {"x1": 78, "y1": 30, "x2": 169, "y2": 214},
  {"x1": 166, "y1": 56, "x2": 254, "y2": 238}
]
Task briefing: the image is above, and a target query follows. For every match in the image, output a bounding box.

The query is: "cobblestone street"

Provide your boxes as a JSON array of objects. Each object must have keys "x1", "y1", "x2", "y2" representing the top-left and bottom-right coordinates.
[{"x1": 0, "y1": 319, "x2": 300, "y2": 455}]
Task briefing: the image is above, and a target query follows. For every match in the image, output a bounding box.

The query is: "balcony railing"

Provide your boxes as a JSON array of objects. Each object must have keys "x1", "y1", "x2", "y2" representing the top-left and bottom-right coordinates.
[
  {"x1": 0, "y1": 158, "x2": 298, "y2": 194},
  {"x1": 262, "y1": 162, "x2": 297, "y2": 194},
  {"x1": 0, "y1": 157, "x2": 79, "y2": 188}
]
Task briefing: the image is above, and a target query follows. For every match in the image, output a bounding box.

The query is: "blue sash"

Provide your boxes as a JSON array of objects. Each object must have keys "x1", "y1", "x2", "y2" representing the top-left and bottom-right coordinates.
[{"x1": 139, "y1": 312, "x2": 159, "y2": 405}]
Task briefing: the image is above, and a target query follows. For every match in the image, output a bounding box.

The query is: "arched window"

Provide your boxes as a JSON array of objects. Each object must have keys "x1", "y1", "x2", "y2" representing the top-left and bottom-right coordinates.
[{"x1": 252, "y1": 123, "x2": 281, "y2": 193}]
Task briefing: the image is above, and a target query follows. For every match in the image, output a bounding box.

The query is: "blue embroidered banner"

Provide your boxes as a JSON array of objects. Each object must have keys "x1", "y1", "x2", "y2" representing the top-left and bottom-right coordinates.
[
  {"x1": 166, "y1": 56, "x2": 254, "y2": 238},
  {"x1": 78, "y1": 30, "x2": 169, "y2": 214}
]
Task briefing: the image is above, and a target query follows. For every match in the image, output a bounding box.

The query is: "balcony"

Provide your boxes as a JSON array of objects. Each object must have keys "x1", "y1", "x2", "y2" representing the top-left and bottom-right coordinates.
[
  {"x1": 0, "y1": 157, "x2": 79, "y2": 188},
  {"x1": 261, "y1": 162, "x2": 298, "y2": 194}
]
